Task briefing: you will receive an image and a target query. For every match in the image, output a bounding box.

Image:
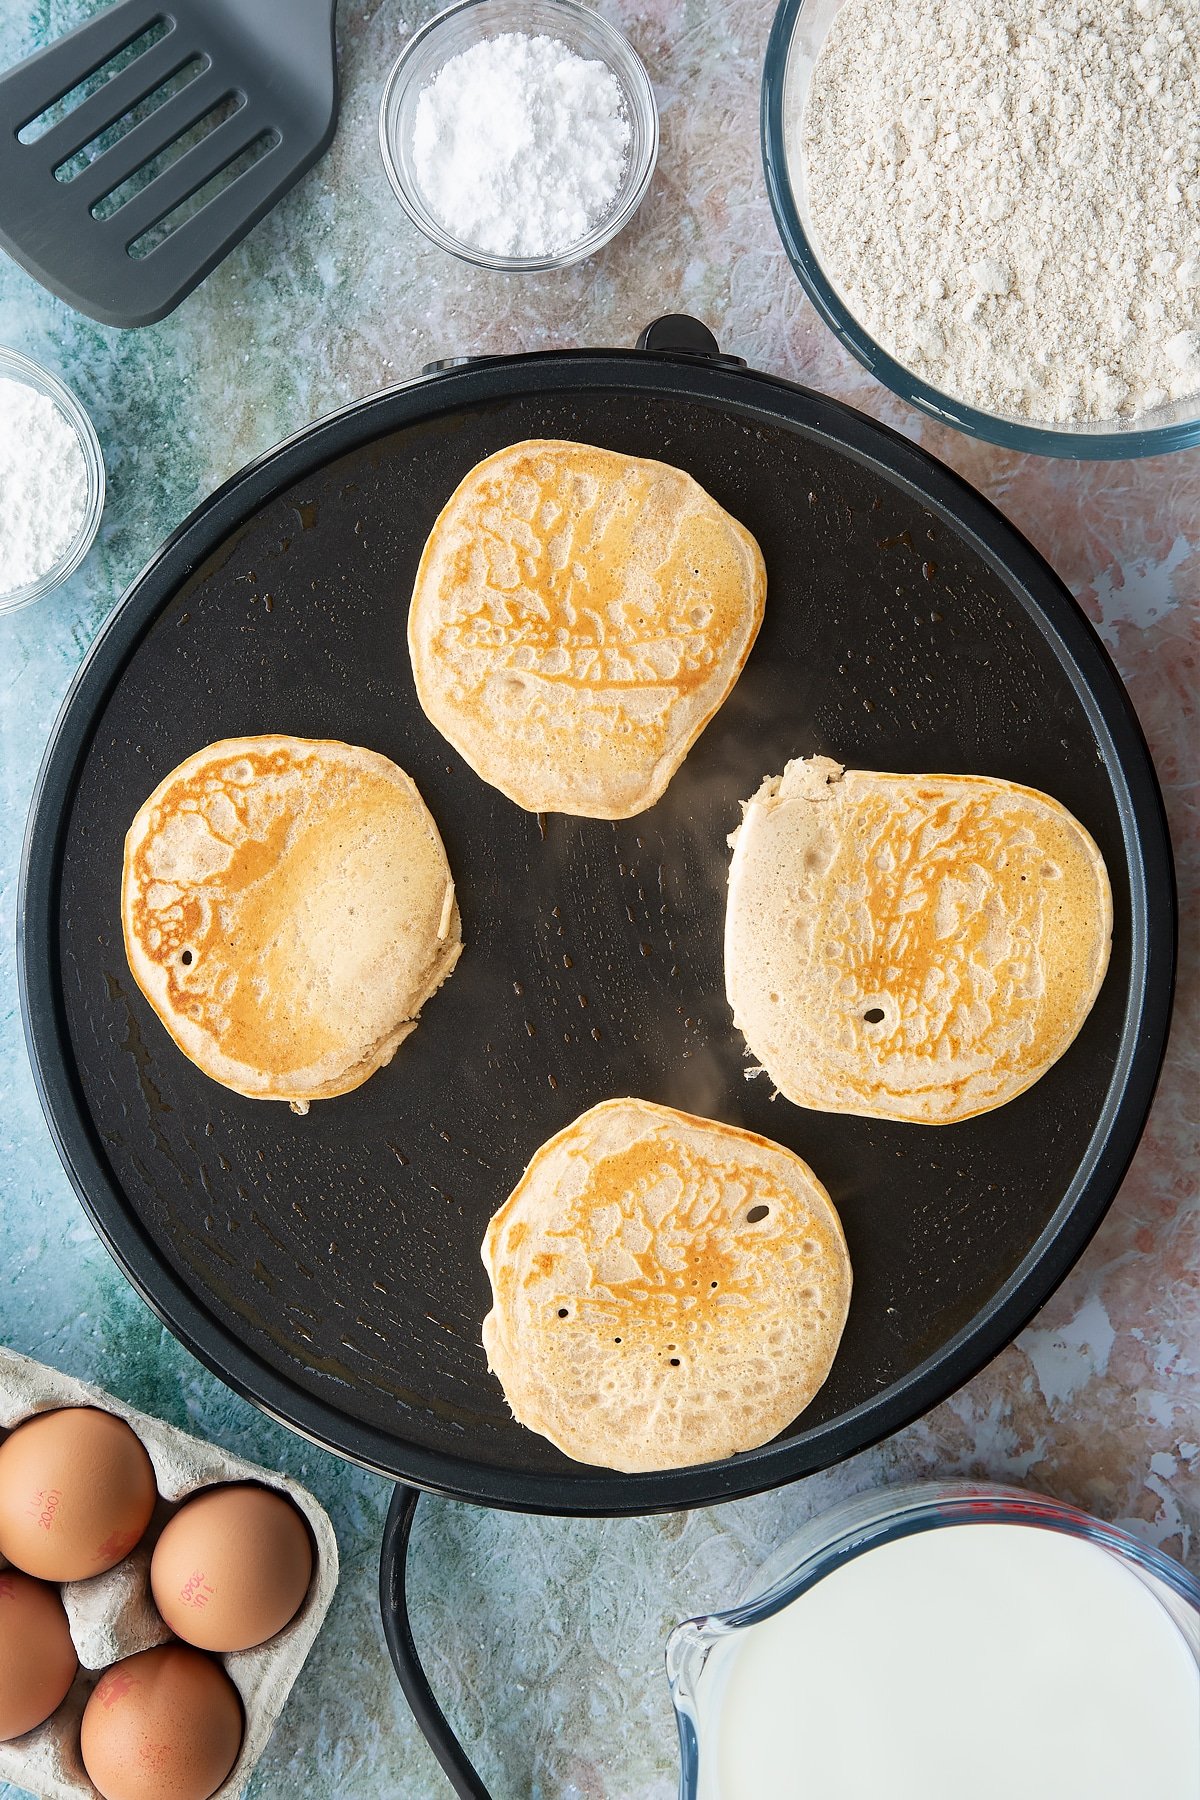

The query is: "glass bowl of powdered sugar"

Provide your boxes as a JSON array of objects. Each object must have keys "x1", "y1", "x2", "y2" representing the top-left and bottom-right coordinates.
[
  {"x1": 762, "y1": 0, "x2": 1200, "y2": 457},
  {"x1": 379, "y1": 0, "x2": 658, "y2": 271},
  {"x1": 0, "y1": 347, "x2": 105, "y2": 614}
]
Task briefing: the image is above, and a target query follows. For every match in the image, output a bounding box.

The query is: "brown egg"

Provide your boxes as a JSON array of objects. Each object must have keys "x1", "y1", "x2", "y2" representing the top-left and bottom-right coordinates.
[
  {"x1": 0, "y1": 1407, "x2": 157, "y2": 1582},
  {"x1": 0, "y1": 1568, "x2": 78, "y2": 1740},
  {"x1": 150, "y1": 1483, "x2": 313, "y2": 1652},
  {"x1": 80, "y1": 1645, "x2": 242, "y2": 1800}
]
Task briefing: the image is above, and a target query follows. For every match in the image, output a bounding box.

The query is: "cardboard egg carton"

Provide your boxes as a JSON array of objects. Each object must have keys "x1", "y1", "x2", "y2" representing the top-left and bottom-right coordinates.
[{"x1": 0, "y1": 1345, "x2": 338, "y2": 1800}]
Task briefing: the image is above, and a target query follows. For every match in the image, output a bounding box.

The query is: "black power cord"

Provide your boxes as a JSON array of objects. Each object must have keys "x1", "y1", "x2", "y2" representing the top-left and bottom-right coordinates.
[{"x1": 379, "y1": 1484, "x2": 495, "y2": 1800}]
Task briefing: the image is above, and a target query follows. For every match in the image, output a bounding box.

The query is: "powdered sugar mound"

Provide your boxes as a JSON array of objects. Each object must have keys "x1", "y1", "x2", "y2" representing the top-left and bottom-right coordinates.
[
  {"x1": 795, "y1": 0, "x2": 1200, "y2": 424},
  {"x1": 413, "y1": 32, "x2": 631, "y2": 258},
  {"x1": 0, "y1": 377, "x2": 89, "y2": 594}
]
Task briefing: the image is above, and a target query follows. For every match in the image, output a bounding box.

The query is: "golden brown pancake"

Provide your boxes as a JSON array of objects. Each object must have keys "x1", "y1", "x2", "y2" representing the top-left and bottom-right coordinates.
[
  {"x1": 122, "y1": 735, "x2": 461, "y2": 1107},
  {"x1": 481, "y1": 1098, "x2": 851, "y2": 1472},
  {"x1": 408, "y1": 440, "x2": 766, "y2": 818},
  {"x1": 725, "y1": 756, "x2": 1112, "y2": 1124}
]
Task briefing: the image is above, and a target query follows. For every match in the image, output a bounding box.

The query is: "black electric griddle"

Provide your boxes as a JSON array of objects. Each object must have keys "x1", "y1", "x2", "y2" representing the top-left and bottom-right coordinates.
[{"x1": 18, "y1": 320, "x2": 1175, "y2": 1516}]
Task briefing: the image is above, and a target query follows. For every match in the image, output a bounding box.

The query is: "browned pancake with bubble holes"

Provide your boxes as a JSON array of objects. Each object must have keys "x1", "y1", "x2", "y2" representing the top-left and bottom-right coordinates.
[
  {"x1": 122, "y1": 735, "x2": 461, "y2": 1108},
  {"x1": 481, "y1": 1098, "x2": 851, "y2": 1472},
  {"x1": 725, "y1": 757, "x2": 1112, "y2": 1125},
  {"x1": 408, "y1": 441, "x2": 766, "y2": 818}
]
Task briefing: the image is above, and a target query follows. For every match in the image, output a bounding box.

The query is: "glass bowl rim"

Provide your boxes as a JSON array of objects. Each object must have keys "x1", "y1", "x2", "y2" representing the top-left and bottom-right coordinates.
[
  {"x1": 760, "y1": 0, "x2": 1200, "y2": 460},
  {"x1": 378, "y1": 0, "x2": 659, "y2": 273},
  {"x1": 0, "y1": 345, "x2": 105, "y2": 614}
]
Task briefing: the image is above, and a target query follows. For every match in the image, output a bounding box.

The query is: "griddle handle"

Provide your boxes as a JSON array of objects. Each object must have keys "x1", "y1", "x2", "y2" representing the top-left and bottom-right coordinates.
[
  {"x1": 422, "y1": 318, "x2": 744, "y2": 375},
  {"x1": 636, "y1": 314, "x2": 747, "y2": 366},
  {"x1": 380, "y1": 1485, "x2": 495, "y2": 1800}
]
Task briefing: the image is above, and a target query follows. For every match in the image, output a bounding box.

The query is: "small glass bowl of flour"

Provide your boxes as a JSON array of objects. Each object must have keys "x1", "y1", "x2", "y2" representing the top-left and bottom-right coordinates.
[
  {"x1": 764, "y1": 0, "x2": 1200, "y2": 456},
  {"x1": 380, "y1": 0, "x2": 658, "y2": 271},
  {"x1": 0, "y1": 348, "x2": 104, "y2": 614}
]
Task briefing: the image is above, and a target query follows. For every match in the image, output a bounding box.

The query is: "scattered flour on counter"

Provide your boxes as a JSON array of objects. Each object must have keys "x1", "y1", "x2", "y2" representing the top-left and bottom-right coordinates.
[
  {"x1": 0, "y1": 375, "x2": 89, "y2": 593},
  {"x1": 413, "y1": 33, "x2": 631, "y2": 258},
  {"x1": 796, "y1": 0, "x2": 1200, "y2": 423}
]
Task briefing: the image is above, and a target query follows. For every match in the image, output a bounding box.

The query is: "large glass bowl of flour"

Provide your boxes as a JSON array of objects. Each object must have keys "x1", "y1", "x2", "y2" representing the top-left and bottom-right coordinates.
[{"x1": 762, "y1": 0, "x2": 1200, "y2": 457}]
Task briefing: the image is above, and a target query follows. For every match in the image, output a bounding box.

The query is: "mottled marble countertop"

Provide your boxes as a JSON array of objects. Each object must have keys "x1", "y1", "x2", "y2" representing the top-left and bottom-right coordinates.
[{"x1": 0, "y1": 1, "x2": 1196, "y2": 1796}]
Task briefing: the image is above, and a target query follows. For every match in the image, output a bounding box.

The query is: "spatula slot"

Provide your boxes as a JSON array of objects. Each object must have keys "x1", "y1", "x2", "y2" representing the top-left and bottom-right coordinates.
[
  {"x1": 91, "y1": 90, "x2": 242, "y2": 221},
  {"x1": 17, "y1": 17, "x2": 172, "y2": 144},
  {"x1": 127, "y1": 127, "x2": 280, "y2": 258},
  {"x1": 54, "y1": 56, "x2": 209, "y2": 185}
]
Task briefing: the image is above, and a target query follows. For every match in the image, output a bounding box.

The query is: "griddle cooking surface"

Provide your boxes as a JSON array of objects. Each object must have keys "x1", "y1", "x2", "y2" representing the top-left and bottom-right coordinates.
[{"x1": 22, "y1": 354, "x2": 1173, "y2": 1511}]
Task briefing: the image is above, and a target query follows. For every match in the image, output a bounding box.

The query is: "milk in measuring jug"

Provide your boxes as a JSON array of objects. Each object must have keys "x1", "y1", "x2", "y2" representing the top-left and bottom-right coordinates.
[{"x1": 696, "y1": 1522, "x2": 1200, "y2": 1800}]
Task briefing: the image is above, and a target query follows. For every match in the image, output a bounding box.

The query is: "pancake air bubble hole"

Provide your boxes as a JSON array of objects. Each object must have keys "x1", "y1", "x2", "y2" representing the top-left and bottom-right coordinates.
[
  {"x1": 180, "y1": 949, "x2": 194, "y2": 966},
  {"x1": 557, "y1": 1308, "x2": 569, "y2": 1318},
  {"x1": 746, "y1": 1204, "x2": 770, "y2": 1223},
  {"x1": 669, "y1": 1358, "x2": 681, "y2": 1367},
  {"x1": 863, "y1": 1007, "x2": 885, "y2": 1023}
]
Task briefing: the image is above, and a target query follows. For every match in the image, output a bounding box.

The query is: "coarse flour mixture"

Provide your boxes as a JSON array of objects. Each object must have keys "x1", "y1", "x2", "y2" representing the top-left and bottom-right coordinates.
[{"x1": 796, "y1": 0, "x2": 1200, "y2": 423}]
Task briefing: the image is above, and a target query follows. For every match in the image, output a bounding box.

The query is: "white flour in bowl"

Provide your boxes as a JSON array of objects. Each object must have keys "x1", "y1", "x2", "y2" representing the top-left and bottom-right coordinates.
[
  {"x1": 413, "y1": 33, "x2": 631, "y2": 258},
  {"x1": 0, "y1": 375, "x2": 89, "y2": 595},
  {"x1": 795, "y1": 0, "x2": 1200, "y2": 424}
]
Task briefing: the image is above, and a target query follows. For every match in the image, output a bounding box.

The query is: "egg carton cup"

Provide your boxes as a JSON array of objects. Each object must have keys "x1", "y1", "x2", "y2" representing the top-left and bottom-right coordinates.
[{"x1": 0, "y1": 1345, "x2": 339, "y2": 1800}]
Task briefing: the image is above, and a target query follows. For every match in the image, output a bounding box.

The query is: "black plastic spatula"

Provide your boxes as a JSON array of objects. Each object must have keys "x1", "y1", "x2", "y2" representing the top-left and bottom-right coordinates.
[{"x1": 0, "y1": 0, "x2": 339, "y2": 328}]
